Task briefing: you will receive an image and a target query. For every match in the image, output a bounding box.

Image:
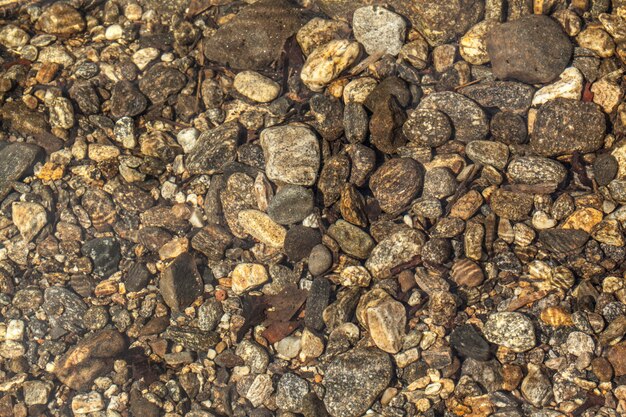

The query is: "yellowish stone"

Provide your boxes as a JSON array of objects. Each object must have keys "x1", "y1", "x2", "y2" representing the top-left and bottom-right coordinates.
[{"x1": 562, "y1": 207, "x2": 603, "y2": 233}]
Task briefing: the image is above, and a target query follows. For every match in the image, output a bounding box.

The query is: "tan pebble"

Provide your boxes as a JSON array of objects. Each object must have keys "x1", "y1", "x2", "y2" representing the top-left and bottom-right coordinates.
[
  {"x1": 540, "y1": 306, "x2": 574, "y2": 327},
  {"x1": 450, "y1": 189, "x2": 483, "y2": 220},
  {"x1": 513, "y1": 223, "x2": 536, "y2": 247},
  {"x1": 562, "y1": 207, "x2": 603, "y2": 233},
  {"x1": 459, "y1": 20, "x2": 498, "y2": 65},
  {"x1": 576, "y1": 26, "x2": 615, "y2": 58},
  {"x1": 450, "y1": 259, "x2": 484, "y2": 287},
  {"x1": 237, "y1": 209, "x2": 286, "y2": 248},
  {"x1": 301, "y1": 40, "x2": 360, "y2": 92},
  {"x1": 231, "y1": 263, "x2": 269, "y2": 294}
]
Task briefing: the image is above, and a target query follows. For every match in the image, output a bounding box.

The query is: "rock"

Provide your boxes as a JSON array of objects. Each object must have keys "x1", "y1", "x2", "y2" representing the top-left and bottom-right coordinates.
[
  {"x1": 592, "y1": 357, "x2": 614, "y2": 382},
  {"x1": 221, "y1": 173, "x2": 256, "y2": 238},
  {"x1": 185, "y1": 122, "x2": 241, "y2": 174},
  {"x1": 538, "y1": 228, "x2": 589, "y2": 255},
  {"x1": 42, "y1": 286, "x2": 87, "y2": 334},
  {"x1": 284, "y1": 226, "x2": 321, "y2": 261},
  {"x1": 591, "y1": 219, "x2": 625, "y2": 246},
  {"x1": 520, "y1": 364, "x2": 552, "y2": 407},
  {"x1": 459, "y1": 20, "x2": 499, "y2": 65},
  {"x1": 450, "y1": 258, "x2": 484, "y2": 287},
  {"x1": 507, "y1": 156, "x2": 567, "y2": 185},
  {"x1": 37, "y1": 3, "x2": 86, "y2": 35},
  {"x1": 591, "y1": 77, "x2": 624, "y2": 114},
  {"x1": 203, "y1": 0, "x2": 308, "y2": 70},
  {"x1": 276, "y1": 373, "x2": 309, "y2": 413},
  {"x1": 159, "y1": 253, "x2": 203, "y2": 311},
  {"x1": 490, "y1": 189, "x2": 535, "y2": 221},
  {"x1": 344, "y1": 77, "x2": 377, "y2": 104},
  {"x1": 486, "y1": 15, "x2": 572, "y2": 84},
  {"x1": 403, "y1": 109, "x2": 452, "y2": 147},
  {"x1": 12, "y1": 202, "x2": 47, "y2": 242},
  {"x1": 88, "y1": 144, "x2": 120, "y2": 162},
  {"x1": 418, "y1": 91, "x2": 488, "y2": 143},
  {"x1": 308, "y1": 245, "x2": 333, "y2": 276},
  {"x1": 459, "y1": 81, "x2": 535, "y2": 114},
  {"x1": 576, "y1": 26, "x2": 614, "y2": 58},
  {"x1": 366, "y1": 297, "x2": 406, "y2": 353},
  {"x1": 323, "y1": 348, "x2": 393, "y2": 417},
  {"x1": 301, "y1": 40, "x2": 360, "y2": 92},
  {"x1": 608, "y1": 341, "x2": 626, "y2": 376},
  {"x1": 296, "y1": 17, "x2": 351, "y2": 56},
  {"x1": 483, "y1": 312, "x2": 536, "y2": 352},
  {"x1": 138, "y1": 64, "x2": 186, "y2": 103},
  {"x1": 234, "y1": 71, "x2": 281, "y2": 103},
  {"x1": 465, "y1": 140, "x2": 509, "y2": 170},
  {"x1": 242, "y1": 374, "x2": 274, "y2": 407},
  {"x1": 423, "y1": 167, "x2": 457, "y2": 199},
  {"x1": 328, "y1": 220, "x2": 375, "y2": 259},
  {"x1": 531, "y1": 98, "x2": 606, "y2": 157},
  {"x1": 231, "y1": 263, "x2": 269, "y2": 294},
  {"x1": 81, "y1": 237, "x2": 121, "y2": 278},
  {"x1": 306, "y1": 276, "x2": 332, "y2": 330},
  {"x1": 310, "y1": 94, "x2": 344, "y2": 141},
  {"x1": 352, "y1": 6, "x2": 406, "y2": 56},
  {"x1": 110, "y1": 81, "x2": 148, "y2": 118},
  {"x1": 0, "y1": 143, "x2": 45, "y2": 199},
  {"x1": 318, "y1": 153, "x2": 350, "y2": 206},
  {"x1": 238, "y1": 210, "x2": 287, "y2": 248},
  {"x1": 22, "y1": 381, "x2": 51, "y2": 406},
  {"x1": 0, "y1": 25, "x2": 29, "y2": 48},
  {"x1": 365, "y1": 228, "x2": 425, "y2": 280},
  {"x1": 370, "y1": 158, "x2": 423, "y2": 213},
  {"x1": 450, "y1": 324, "x2": 491, "y2": 361},
  {"x1": 594, "y1": 153, "x2": 618, "y2": 186},
  {"x1": 71, "y1": 392, "x2": 104, "y2": 414},
  {"x1": 344, "y1": 103, "x2": 369, "y2": 143},
  {"x1": 532, "y1": 67, "x2": 584, "y2": 106},
  {"x1": 461, "y1": 358, "x2": 503, "y2": 392},
  {"x1": 490, "y1": 111, "x2": 527, "y2": 145},
  {"x1": 54, "y1": 329, "x2": 127, "y2": 391},
  {"x1": 260, "y1": 124, "x2": 320, "y2": 186},
  {"x1": 268, "y1": 185, "x2": 314, "y2": 225},
  {"x1": 369, "y1": 95, "x2": 406, "y2": 154}
]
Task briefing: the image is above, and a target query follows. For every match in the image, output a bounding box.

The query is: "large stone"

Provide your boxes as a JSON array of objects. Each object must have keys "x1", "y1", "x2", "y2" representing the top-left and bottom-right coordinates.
[
  {"x1": 483, "y1": 312, "x2": 536, "y2": 353},
  {"x1": 12, "y1": 202, "x2": 47, "y2": 242},
  {"x1": 459, "y1": 81, "x2": 535, "y2": 114},
  {"x1": 159, "y1": 253, "x2": 203, "y2": 311},
  {"x1": 267, "y1": 185, "x2": 314, "y2": 225},
  {"x1": 366, "y1": 298, "x2": 406, "y2": 353},
  {"x1": 486, "y1": 15, "x2": 572, "y2": 84},
  {"x1": 203, "y1": 0, "x2": 308, "y2": 70},
  {"x1": 352, "y1": 6, "x2": 406, "y2": 56},
  {"x1": 260, "y1": 125, "x2": 320, "y2": 186},
  {"x1": 0, "y1": 143, "x2": 45, "y2": 200},
  {"x1": 237, "y1": 209, "x2": 287, "y2": 248},
  {"x1": 323, "y1": 348, "x2": 393, "y2": 417},
  {"x1": 36, "y1": 3, "x2": 86, "y2": 36},
  {"x1": 185, "y1": 123, "x2": 241, "y2": 174},
  {"x1": 507, "y1": 156, "x2": 567, "y2": 185},
  {"x1": 531, "y1": 98, "x2": 606, "y2": 157}
]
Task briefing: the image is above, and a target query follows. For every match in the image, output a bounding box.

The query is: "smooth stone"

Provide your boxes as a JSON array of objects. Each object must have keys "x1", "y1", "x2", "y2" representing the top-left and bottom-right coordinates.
[
  {"x1": 327, "y1": 220, "x2": 375, "y2": 259},
  {"x1": 36, "y1": 3, "x2": 86, "y2": 35},
  {"x1": 233, "y1": 71, "x2": 281, "y2": 103},
  {"x1": 308, "y1": 244, "x2": 333, "y2": 276},
  {"x1": 185, "y1": 122, "x2": 241, "y2": 174},
  {"x1": 231, "y1": 263, "x2": 269, "y2": 294},
  {"x1": 366, "y1": 297, "x2": 406, "y2": 353},
  {"x1": 159, "y1": 253, "x2": 203, "y2": 311},
  {"x1": 365, "y1": 228, "x2": 425, "y2": 280},
  {"x1": 238, "y1": 209, "x2": 287, "y2": 248},
  {"x1": 459, "y1": 81, "x2": 535, "y2": 114},
  {"x1": 301, "y1": 39, "x2": 360, "y2": 92},
  {"x1": 0, "y1": 143, "x2": 45, "y2": 200},
  {"x1": 507, "y1": 156, "x2": 567, "y2": 185},
  {"x1": 483, "y1": 312, "x2": 536, "y2": 352},
  {"x1": 12, "y1": 202, "x2": 47, "y2": 242},
  {"x1": 81, "y1": 237, "x2": 121, "y2": 278},
  {"x1": 450, "y1": 324, "x2": 491, "y2": 361},
  {"x1": 0, "y1": 25, "x2": 29, "y2": 48},
  {"x1": 268, "y1": 185, "x2": 314, "y2": 225},
  {"x1": 465, "y1": 140, "x2": 509, "y2": 170},
  {"x1": 284, "y1": 225, "x2": 321, "y2": 261},
  {"x1": 352, "y1": 6, "x2": 406, "y2": 56}
]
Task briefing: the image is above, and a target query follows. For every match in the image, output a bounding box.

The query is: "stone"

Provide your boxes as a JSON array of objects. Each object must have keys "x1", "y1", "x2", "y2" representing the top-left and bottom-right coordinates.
[
  {"x1": 22, "y1": 381, "x2": 52, "y2": 406},
  {"x1": 591, "y1": 219, "x2": 625, "y2": 247},
  {"x1": 318, "y1": 153, "x2": 350, "y2": 206},
  {"x1": 301, "y1": 40, "x2": 360, "y2": 92},
  {"x1": 238, "y1": 209, "x2": 287, "y2": 248},
  {"x1": 343, "y1": 77, "x2": 377, "y2": 104},
  {"x1": 366, "y1": 297, "x2": 406, "y2": 353},
  {"x1": 403, "y1": 109, "x2": 452, "y2": 147},
  {"x1": 159, "y1": 253, "x2": 203, "y2": 311},
  {"x1": 276, "y1": 373, "x2": 309, "y2": 412},
  {"x1": 42, "y1": 286, "x2": 88, "y2": 333},
  {"x1": 306, "y1": 277, "x2": 332, "y2": 331},
  {"x1": 491, "y1": 111, "x2": 528, "y2": 145},
  {"x1": 592, "y1": 77, "x2": 624, "y2": 114},
  {"x1": 520, "y1": 364, "x2": 552, "y2": 407},
  {"x1": 276, "y1": 336, "x2": 301, "y2": 359},
  {"x1": 562, "y1": 207, "x2": 603, "y2": 233},
  {"x1": 185, "y1": 122, "x2": 241, "y2": 174},
  {"x1": 450, "y1": 324, "x2": 491, "y2": 361},
  {"x1": 418, "y1": 91, "x2": 488, "y2": 143},
  {"x1": 459, "y1": 81, "x2": 535, "y2": 115},
  {"x1": 243, "y1": 374, "x2": 273, "y2": 407},
  {"x1": 339, "y1": 265, "x2": 372, "y2": 287},
  {"x1": 296, "y1": 17, "x2": 351, "y2": 56},
  {"x1": 352, "y1": 6, "x2": 406, "y2": 56},
  {"x1": 461, "y1": 358, "x2": 503, "y2": 392},
  {"x1": 465, "y1": 140, "x2": 509, "y2": 170},
  {"x1": 422, "y1": 167, "x2": 457, "y2": 199},
  {"x1": 11, "y1": 202, "x2": 47, "y2": 242},
  {"x1": 483, "y1": 312, "x2": 536, "y2": 352},
  {"x1": 450, "y1": 258, "x2": 484, "y2": 287},
  {"x1": 490, "y1": 189, "x2": 534, "y2": 221},
  {"x1": 268, "y1": 185, "x2": 314, "y2": 225},
  {"x1": 37, "y1": 3, "x2": 86, "y2": 35},
  {"x1": 71, "y1": 392, "x2": 104, "y2": 414},
  {"x1": 260, "y1": 125, "x2": 320, "y2": 186},
  {"x1": 532, "y1": 67, "x2": 584, "y2": 106},
  {"x1": 0, "y1": 144, "x2": 42, "y2": 193},
  {"x1": 110, "y1": 81, "x2": 147, "y2": 118},
  {"x1": 486, "y1": 15, "x2": 572, "y2": 84},
  {"x1": 370, "y1": 158, "x2": 423, "y2": 213},
  {"x1": 234, "y1": 71, "x2": 281, "y2": 103},
  {"x1": 576, "y1": 26, "x2": 614, "y2": 58},
  {"x1": 81, "y1": 237, "x2": 121, "y2": 278},
  {"x1": 327, "y1": 220, "x2": 375, "y2": 259},
  {"x1": 323, "y1": 348, "x2": 393, "y2": 417},
  {"x1": 366, "y1": 228, "x2": 425, "y2": 280},
  {"x1": 308, "y1": 245, "x2": 333, "y2": 276},
  {"x1": 369, "y1": 95, "x2": 406, "y2": 154},
  {"x1": 459, "y1": 20, "x2": 499, "y2": 65},
  {"x1": 608, "y1": 341, "x2": 626, "y2": 376},
  {"x1": 0, "y1": 25, "x2": 29, "y2": 48},
  {"x1": 507, "y1": 156, "x2": 567, "y2": 185},
  {"x1": 284, "y1": 226, "x2": 321, "y2": 261},
  {"x1": 88, "y1": 144, "x2": 120, "y2": 162},
  {"x1": 54, "y1": 329, "x2": 127, "y2": 391},
  {"x1": 231, "y1": 263, "x2": 269, "y2": 294},
  {"x1": 344, "y1": 103, "x2": 369, "y2": 143},
  {"x1": 566, "y1": 331, "x2": 595, "y2": 356},
  {"x1": 203, "y1": 0, "x2": 308, "y2": 70},
  {"x1": 138, "y1": 64, "x2": 186, "y2": 103}
]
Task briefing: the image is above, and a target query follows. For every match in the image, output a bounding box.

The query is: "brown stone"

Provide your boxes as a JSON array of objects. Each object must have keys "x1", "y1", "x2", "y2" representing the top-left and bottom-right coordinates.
[{"x1": 370, "y1": 158, "x2": 423, "y2": 214}]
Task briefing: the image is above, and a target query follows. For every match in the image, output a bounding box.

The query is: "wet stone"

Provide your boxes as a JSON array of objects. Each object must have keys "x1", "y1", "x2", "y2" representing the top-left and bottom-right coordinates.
[
  {"x1": 110, "y1": 81, "x2": 147, "y2": 119},
  {"x1": 308, "y1": 245, "x2": 333, "y2": 277},
  {"x1": 0, "y1": 143, "x2": 45, "y2": 200},
  {"x1": 43, "y1": 287, "x2": 88, "y2": 334},
  {"x1": 507, "y1": 156, "x2": 567, "y2": 185},
  {"x1": 284, "y1": 226, "x2": 321, "y2": 262},
  {"x1": 450, "y1": 324, "x2": 491, "y2": 361},
  {"x1": 459, "y1": 81, "x2": 535, "y2": 114},
  {"x1": 465, "y1": 140, "x2": 509, "y2": 170},
  {"x1": 268, "y1": 185, "x2": 314, "y2": 225},
  {"x1": 185, "y1": 123, "x2": 241, "y2": 175},
  {"x1": 490, "y1": 111, "x2": 527, "y2": 145},
  {"x1": 81, "y1": 237, "x2": 121, "y2": 278},
  {"x1": 328, "y1": 220, "x2": 375, "y2": 260},
  {"x1": 344, "y1": 103, "x2": 369, "y2": 144},
  {"x1": 403, "y1": 109, "x2": 452, "y2": 147},
  {"x1": 370, "y1": 158, "x2": 423, "y2": 214},
  {"x1": 159, "y1": 253, "x2": 203, "y2": 312},
  {"x1": 487, "y1": 15, "x2": 572, "y2": 84},
  {"x1": 352, "y1": 6, "x2": 406, "y2": 56},
  {"x1": 36, "y1": 3, "x2": 86, "y2": 36},
  {"x1": 138, "y1": 64, "x2": 186, "y2": 104},
  {"x1": 483, "y1": 312, "x2": 536, "y2": 353}
]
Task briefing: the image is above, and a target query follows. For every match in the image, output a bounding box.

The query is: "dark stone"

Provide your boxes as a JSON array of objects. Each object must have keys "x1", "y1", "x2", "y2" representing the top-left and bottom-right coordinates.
[
  {"x1": 301, "y1": 392, "x2": 331, "y2": 417},
  {"x1": 42, "y1": 287, "x2": 88, "y2": 334},
  {"x1": 310, "y1": 94, "x2": 344, "y2": 141},
  {"x1": 0, "y1": 143, "x2": 45, "y2": 200},
  {"x1": 305, "y1": 277, "x2": 331, "y2": 331},
  {"x1": 69, "y1": 82, "x2": 100, "y2": 115},
  {"x1": 486, "y1": 15, "x2": 572, "y2": 84},
  {"x1": 364, "y1": 77, "x2": 411, "y2": 112},
  {"x1": 490, "y1": 111, "x2": 527, "y2": 145},
  {"x1": 125, "y1": 263, "x2": 151, "y2": 292},
  {"x1": 110, "y1": 81, "x2": 147, "y2": 118},
  {"x1": 461, "y1": 358, "x2": 504, "y2": 392},
  {"x1": 369, "y1": 96, "x2": 406, "y2": 154},
  {"x1": 130, "y1": 389, "x2": 161, "y2": 417},
  {"x1": 593, "y1": 153, "x2": 618, "y2": 186},
  {"x1": 203, "y1": 0, "x2": 308, "y2": 70},
  {"x1": 538, "y1": 229, "x2": 589, "y2": 255},
  {"x1": 450, "y1": 324, "x2": 491, "y2": 361},
  {"x1": 531, "y1": 99, "x2": 606, "y2": 157},
  {"x1": 159, "y1": 253, "x2": 204, "y2": 311},
  {"x1": 185, "y1": 122, "x2": 241, "y2": 175},
  {"x1": 138, "y1": 64, "x2": 186, "y2": 104},
  {"x1": 284, "y1": 226, "x2": 322, "y2": 262},
  {"x1": 459, "y1": 81, "x2": 535, "y2": 114},
  {"x1": 268, "y1": 185, "x2": 314, "y2": 225},
  {"x1": 344, "y1": 103, "x2": 368, "y2": 144},
  {"x1": 81, "y1": 237, "x2": 121, "y2": 278},
  {"x1": 163, "y1": 326, "x2": 220, "y2": 351}
]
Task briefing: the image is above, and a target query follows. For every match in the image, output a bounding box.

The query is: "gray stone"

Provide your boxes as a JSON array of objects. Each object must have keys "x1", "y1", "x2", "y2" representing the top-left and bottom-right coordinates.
[
  {"x1": 159, "y1": 253, "x2": 203, "y2": 311},
  {"x1": 507, "y1": 156, "x2": 567, "y2": 185},
  {"x1": 0, "y1": 143, "x2": 45, "y2": 201},
  {"x1": 483, "y1": 312, "x2": 536, "y2": 352},
  {"x1": 185, "y1": 122, "x2": 241, "y2": 175},
  {"x1": 366, "y1": 229, "x2": 425, "y2": 280},
  {"x1": 43, "y1": 287, "x2": 88, "y2": 334},
  {"x1": 267, "y1": 185, "x2": 314, "y2": 225},
  {"x1": 276, "y1": 373, "x2": 309, "y2": 413},
  {"x1": 81, "y1": 237, "x2": 121, "y2": 278},
  {"x1": 352, "y1": 6, "x2": 406, "y2": 56},
  {"x1": 465, "y1": 140, "x2": 510, "y2": 170},
  {"x1": 327, "y1": 220, "x2": 375, "y2": 259},
  {"x1": 459, "y1": 81, "x2": 535, "y2": 114}
]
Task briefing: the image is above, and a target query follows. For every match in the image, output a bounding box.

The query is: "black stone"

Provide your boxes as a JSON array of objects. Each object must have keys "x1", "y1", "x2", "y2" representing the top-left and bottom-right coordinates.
[
  {"x1": 125, "y1": 263, "x2": 151, "y2": 292},
  {"x1": 593, "y1": 153, "x2": 618, "y2": 186},
  {"x1": 284, "y1": 226, "x2": 321, "y2": 262},
  {"x1": 0, "y1": 143, "x2": 45, "y2": 201},
  {"x1": 305, "y1": 277, "x2": 331, "y2": 331},
  {"x1": 450, "y1": 324, "x2": 491, "y2": 361},
  {"x1": 81, "y1": 237, "x2": 121, "y2": 278},
  {"x1": 159, "y1": 252, "x2": 203, "y2": 311}
]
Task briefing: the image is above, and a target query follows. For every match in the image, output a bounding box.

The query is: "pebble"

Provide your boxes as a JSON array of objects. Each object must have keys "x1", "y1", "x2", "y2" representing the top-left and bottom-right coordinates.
[
  {"x1": 465, "y1": 140, "x2": 509, "y2": 170},
  {"x1": 328, "y1": 220, "x2": 375, "y2": 259},
  {"x1": 233, "y1": 71, "x2": 281, "y2": 103},
  {"x1": 238, "y1": 209, "x2": 287, "y2": 248},
  {"x1": 159, "y1": 253, "x2": 203, "y2": 311},
  {"x1": 531, "y1": 99, "x2": 606, "y2": 157},
  {"x1": 459, "y1": 20, "x2": 498, "y2": 65},
  {"x1": 403, "y1": 109, "x2": 452, "y2": 147},
  {"x1": 576, "y1": 26, "x2": 614, "y2": 58},
  {"x1": 483, "y1": 312, "x2": 536, "y2": 353},
  {"x1": 276, "y1": 373, "x2": 309, "y2": 413},
  {"x1": 450, "y1": 324, "x2": 490, "y2": 361},
  {"x1": 532, "y1": 67, "x2": 584, "y2": 106},
  {"x1": 305, "y1": 277, "x2": 331, "y2": 331},
  {"x1": 370, "y1": 158, "x2": 423, "y2": 213},
  {"x1": 231, "y1": 263, "x2": 269, "y2": 294},
  {"x1": 185, "y1": 122, "x2": 241, "y2": 174},
  {"x1": 308, "y1": 245, "x2": 333, "y2": 276},
  {"x1": 365, "y1": 228, "x2": 425, "y2": 279},
  {"x1": 490, "y1": 188, "x2": 534, "y2": 221},
  {"x1": 36, "y1": 3, "x2": 86, "y2": 35},
  {"x1": 323, "y1": 348, "x2": 393, "y2": 417},
  {"x1": 110, "y1": 81, "x2": 148, "y2": 118},
  {"x1": 566, "y1": 331, "x2": 595, "y2": 356},
  {"x1": 343, "y1": 77, "x2": 377, "y2": 104},
  {"x1": 407, "y1": 0, "x2": 483, "y2": 46},
  {"x1": 72, "y1": 392, "x2": 104, "y2": 414},
  {"x1": 132, "y1": 47, "x2": 159, "y2": 70},
  {"x1": 366, "y1": 297, "x2": 406, "y2": 353},
  {"x1": 460, "y1": 81, "x2": 535, "y2": 114},
  {"x1": 487, "y1": 15, "x2": 572, "y2": 84},
  {"x1": 520, "y1": 364, "x2": 552, "y2": 407},
  {"x1": 296, "y1": 17, "x2": 350, "y2": 56},
  {"x1": 300, "y1": 39, "x2": 360, "y2": 92},
  {"x1": 422, "y1": 167, "x2": 457, "y2": 199},
  {"x1": 105, "y1": 24, "x2": 123, "y2": 40},
  {"x1": 507, "y1": 156, "x2": 567, "y2": 185},
  {"x1": 591, "y1": 76, "x2": 624, "y2": 114},
  {"x1": 284, "y1": 225, "x2": 321, "y2": 261},
  {"x1": 12, "y1": 202, "x2": 47, "y2": 242},
  {"x1": 0, "y1": 25, "x2": 29, "y2": 48},
  {"x1": 22, "y1": 380, "x2": 52, "y2": 406},
  {"x1": 352, "y1": 6, "x2": 406, "y2": 56},
  {"x1": 260, "y1": 125, "x2": 320, "y2": 186},
  {"x1": 82, "y1": 237, "x2": 121, "y2": 278}
]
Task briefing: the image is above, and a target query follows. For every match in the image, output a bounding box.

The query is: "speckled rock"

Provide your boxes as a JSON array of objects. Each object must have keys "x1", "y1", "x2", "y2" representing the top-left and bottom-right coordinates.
[
  {"x1": 507, "y1": 156, "x2": 567, "y2": 185},
  {"x1": 301, "y1": 40, "x2": 360, "y2": 92},
  {"x1": 483, "y1": 312, "x2": 536, "y2": 352},
  {"x1": 352, "y1": 6, "x2": 406, "y2": 56},
  {"x1": 366, "y1": 229, "x2": 425, "y2": 280}
]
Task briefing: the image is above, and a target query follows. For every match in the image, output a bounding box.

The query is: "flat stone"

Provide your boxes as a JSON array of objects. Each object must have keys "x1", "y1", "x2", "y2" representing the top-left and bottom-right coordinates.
[
  {"x1": 403, "y1": 109, "x2": 452, "y2": 147},
  {"x1": 323, "y1": 348, "x2": 393, "y2": 417},
  {"x1": 260, "y1": 125, "x2": 320, "y2": 186},
  {"x1": 483, "y1": 312, "x2": 536, "y2": 353},
  {"x1": 365, "y1": 228, "x2": 425, "y2": 280},
  {"x1": 36, "y1": 3, "x2": 86, "y2": 35},
  {"x1": 238, "y1": 209, "x2": 287, "y2": 248},
  {"x1": 81, "y1": 237, "x2": 121, "y2": 278},
  {"x1": 22, "y1": 381, "x2": 52, "y2": 406},
  {"x1": 507, "y1": 156, "x2": 567, "y2": 185},
  {"x1": 608, "y1": 341, "x2": 626, "y2": 376},
  {"x1": 284, "y1": 225, "x2": 321, "y2": 261},
  {"x1": 459, "y1": 81, "x2": 535, "y2": 114},
  {"x1": 352, "y1": 6, "x2": 406, "y2": 56},
  {"x1": 450, "y1": 324, "x2": 491, "y2": 361},
  {"x1": 0, "y1": 143, "x2": 45, "y2": 201},
  {"x1": 486, "y1": 15, "x2": 572, "y2": 84},
  {"x1": 276, "y1": 373, "x2": 309, "y2": 413},
  {"x1": 185, "y1": 122, "x2": 241, "y2": 175},
  {"x1": 366, "y1": 297, "x2": 406, "y2": 353},
  {"x1": 12, "y1": 202, "x2": 47, "y2": 242},
  {"x1": 159, "y1": 253, "x2": 203, "y2": 311},
  {"x1": 110, "y1": 81, "x2": 147, "y2": 118},
  {"x1": 234, "y1": 71, "x2": 281, "y2": 103},
  {"x1": 490, "y1": 189, "x2": 534, "y2": 221},
  {"x1": 138, "y1": 64, "x2": 186, "y2": 104},
  {"x1": 268, "y1": 185, "x2": 314, "y2": 225},
  {"x1": 370, "y1": 158, "x2": 423, "y2": 213},
  {"x1": 328, "y1": 220, "x2": 374, "y2": 259},
  {"x1": 465, "y1": 140, "x2": 509, "y2": 170}
]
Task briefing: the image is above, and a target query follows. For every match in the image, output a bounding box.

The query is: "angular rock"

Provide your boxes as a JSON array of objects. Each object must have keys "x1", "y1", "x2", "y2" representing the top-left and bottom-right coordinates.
[
  {"x1": 366, "y1": 298, "x2": 406, "y2": 353},
  {"x1": 366, "y1": 229, "x2": 425, "y2": 280},
  {"x1": 12, "y1": 202, "x2": 47, "y2": 242},
  {"x1": 231, "y1": 264, "x2": 269, "y2": 294},
  {"x1": 0, "y1": 143, "x2": 45, "y2": 200},
  {"x1": 532, "y1": 67, "x2": 584, "y2": 106},
  {"x1": 138, "y1": 64, "x2": 186, "y2": 104},
  {"x1": 352, "y1": 6, "x2": 406, "y2": 56},
  {"x1": 43, "y1": 287, "x2": 88, "y2": 334},
  {"x1": 159, "y1": 253, "x2": 203, "y2": 311},
  {"x1": 490, "y1": 189, "x2": 534, "y2": 221},
  {"x1": 450, "y1": 324, "x2": 491, "y2": 361},
  {"x1": 301, "y1": 40, "x2": 360, "y2": 92},
  {"x1": 185, "y1": 123, "x2": 241, "y2": 174},
  {"x1": 370, "y1": 158, "x2": 423, "y2": 213}
]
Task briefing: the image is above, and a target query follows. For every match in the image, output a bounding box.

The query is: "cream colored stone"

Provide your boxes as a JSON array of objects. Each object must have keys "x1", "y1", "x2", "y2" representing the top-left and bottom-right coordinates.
[
  {"x1": 231, "y1": 263, "x2": 269, "y2": 294},
  {"x1": 577, "y1": 26, "x2": 615, "y2": 58},
  {"x1": 591, "y1": 76, "x2": 624, "y2": 114},
  {"x1": 301, "y1": 40, "x2": 360, "y2": 92},
  {"x1": 296, "y1": 17, "x2": 350, "y2": 56},
  {"x1": 237, "y1": 209, "x2": 286, "y2": 248},
  {"x1": 459, "y1": 20, "x2": 498, "y2": 65},
  {"x1": 233, "y1": 71, "x2": 281, "y2": 103},
  {"x1": 532, "y1": 67, "x2": 583, "y2": 106},
  {"x1": 343, "y1": 77, "x2": 377, "y2": 104},
  {"x1": 366, "y1": 297, "x2": 406, "y2": 354}
]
